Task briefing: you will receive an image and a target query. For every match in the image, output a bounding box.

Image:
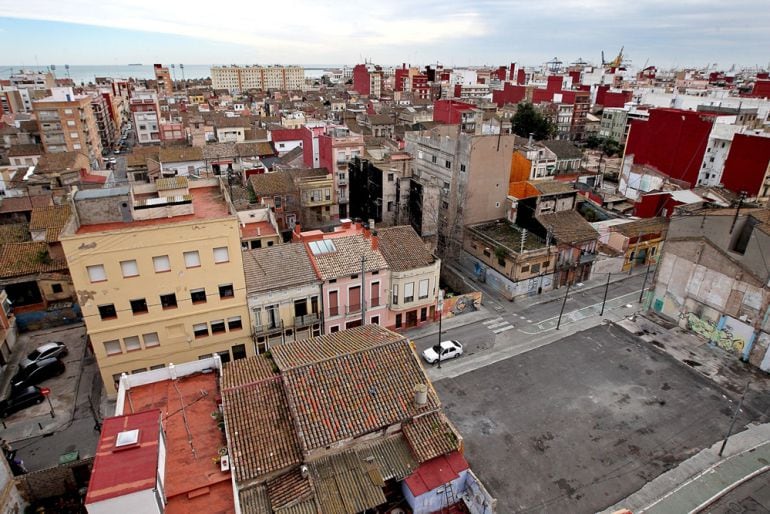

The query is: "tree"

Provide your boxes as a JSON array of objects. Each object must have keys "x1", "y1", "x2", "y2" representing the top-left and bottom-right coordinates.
[{"x1": 512, "y1": 102, "x2": 556, "y2": 141}]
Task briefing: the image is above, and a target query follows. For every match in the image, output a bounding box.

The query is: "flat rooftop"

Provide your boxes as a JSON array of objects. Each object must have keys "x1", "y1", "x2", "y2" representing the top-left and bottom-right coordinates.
[
  {"x1": 123, "y1": 372, "x2": 233, "y2": 514},
  {"x1": 241, "y1": 220, "x2": 277, "y2": 240},
  {"x1": 471, "y1": 220, "x2": 546, "y2": 252},
  {"x1": 76, "y1": 186, "x2": 231, "y2": 234}
]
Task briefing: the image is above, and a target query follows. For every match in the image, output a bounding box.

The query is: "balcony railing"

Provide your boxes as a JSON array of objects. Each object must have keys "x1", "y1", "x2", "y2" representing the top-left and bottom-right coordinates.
[
  {"x1": 370, "y1": 297, "x2": 381, "y2": 308},
  {"x1": 579, "y1": 252, "x2": 597, "y2": 264},
  {"x1": 347, "y1": 303, "x2": 362, "y2": 314},
  {"x1": 328, "y1": 305, "x2": 340, "y2": 317},
  {"x1": 254, "y1": 321, "x2": 283, "y2": 336},
  {"x1": 294, "y1": 313, "x2": 320, "y2": 328}
]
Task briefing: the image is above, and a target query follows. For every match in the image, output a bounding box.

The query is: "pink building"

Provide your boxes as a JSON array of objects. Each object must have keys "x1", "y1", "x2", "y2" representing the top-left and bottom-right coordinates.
[{"x1": 296, "y1": 220, "x2": 390, "y2": 332}]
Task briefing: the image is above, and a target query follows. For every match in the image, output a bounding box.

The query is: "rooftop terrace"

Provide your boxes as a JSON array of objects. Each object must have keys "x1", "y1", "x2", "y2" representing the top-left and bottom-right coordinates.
[{"x1": 469, "y1": 220, "x2": 547, "y2": 253}]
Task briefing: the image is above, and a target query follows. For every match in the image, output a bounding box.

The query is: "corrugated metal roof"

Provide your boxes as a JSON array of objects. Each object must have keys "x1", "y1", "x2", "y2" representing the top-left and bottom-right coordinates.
[
  {"x1": 239, "y1": 485, "x2": 271, "y2": 514},
  {"x1": 309, "y1": 450, "x2": 386, "y2": 514},
  {"x1": 355, "y1": 434, "x2": 417, "y2": 481}
]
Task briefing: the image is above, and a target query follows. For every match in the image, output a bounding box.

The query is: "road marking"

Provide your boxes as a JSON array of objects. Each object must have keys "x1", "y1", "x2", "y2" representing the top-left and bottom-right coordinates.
[
  {"x1": 487, "y1": 321, "x2": 510, "y2": 329},
  {"x1": 482, "y1": 317, "x2": 504, "y2": 325},
  {"x1": 493, "y1": 325, "x2": 515, "y2": 334}
]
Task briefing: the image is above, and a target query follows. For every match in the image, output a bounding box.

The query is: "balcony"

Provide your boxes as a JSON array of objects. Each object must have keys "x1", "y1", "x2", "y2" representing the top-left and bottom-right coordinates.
[
  {"x1": 579, "y1": 252, "x2": 597, "y2": 265},
  {"x1": 346, "y1": 303, "x2": 362, "y2": 315},
  {"x1": 370, "y1": 297, "x2": 382, "y2": 308},
  {"x1": 328, "y1": 305, "x2": 341, "y2": 317},
  {"x1": 254, "y1": 320, "x2": 283, "y2": 336},
  {"x1": 294, "y1": 312, "x2": 320, "y2": 328}
]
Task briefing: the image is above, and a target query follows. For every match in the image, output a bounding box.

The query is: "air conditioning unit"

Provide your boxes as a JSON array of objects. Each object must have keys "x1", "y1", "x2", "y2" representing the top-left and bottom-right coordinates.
[{"x1": 220, "y1": 455, "x2": 230, "y2": 472}]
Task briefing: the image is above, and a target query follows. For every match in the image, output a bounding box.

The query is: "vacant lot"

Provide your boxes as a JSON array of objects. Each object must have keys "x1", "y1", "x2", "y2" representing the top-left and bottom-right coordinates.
[{"x1": 436, "y1": 323, "x2": 759, "y2": 514}]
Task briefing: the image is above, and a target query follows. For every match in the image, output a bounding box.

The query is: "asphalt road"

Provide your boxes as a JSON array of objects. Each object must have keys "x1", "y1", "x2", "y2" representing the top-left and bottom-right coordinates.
[
  {"x1": 702, "y1": 468, "x2": 770, "y2": 513},
  {"x1": 434, "y1": 324, "x2": 759, "y2": 514},
  {"x1": 412, "y1": 272, "x2": 646, "y2": 361}
]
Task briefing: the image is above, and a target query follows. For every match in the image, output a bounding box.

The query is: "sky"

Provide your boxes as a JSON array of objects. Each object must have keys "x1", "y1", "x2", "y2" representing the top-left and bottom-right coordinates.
[{"x1": 0, "y1": 0, "x2": 768, "y2": 69}]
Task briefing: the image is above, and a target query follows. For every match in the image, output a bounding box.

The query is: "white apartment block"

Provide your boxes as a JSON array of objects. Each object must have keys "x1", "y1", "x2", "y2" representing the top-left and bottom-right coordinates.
[{"x1": 211, "y1": 65, "x2": 305, "y2": 93}]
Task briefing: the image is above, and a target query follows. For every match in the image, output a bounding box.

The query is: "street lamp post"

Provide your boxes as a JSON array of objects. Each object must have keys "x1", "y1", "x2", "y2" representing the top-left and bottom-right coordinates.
[
  {"x1": 600, "y1": 273, "x2": 611, "y2": 316},
  {"x1": 556, "y1": 280, "x2": 571, "y2": 330},
  {"x1": 436, "y1": 290, "x2": 444, "y2": 369}
]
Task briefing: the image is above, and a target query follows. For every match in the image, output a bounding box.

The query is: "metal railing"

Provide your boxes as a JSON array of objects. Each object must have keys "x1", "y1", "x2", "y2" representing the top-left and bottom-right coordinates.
[{"x1": 294, "y1": 313, "x2": 320, "y2": 328}]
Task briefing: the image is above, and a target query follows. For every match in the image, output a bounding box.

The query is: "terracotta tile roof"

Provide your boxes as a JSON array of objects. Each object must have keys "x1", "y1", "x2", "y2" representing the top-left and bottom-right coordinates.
[
  {"x1": 0, "y1": 223, "x2": 31, "y2": 244},
  {"x1": 266, "y1": 468, "x2": 314, "y2": 509},
  {"x1": 221, "y1": 375, "x2": 302, "y2": 483},
  {"x1": 29, "y1": 204, "x2": 71, "y2": 231},
  {"x1": 354, "y1": 434, "x2": 417, "y2": 480},
  {"x1": 611, "y1": 217, "x2": 669, "y2": 237},
  {"x1": 276, "y1": 499, "x2": 319, "y2": 514},
  {"x1": 35, "y1": 151, "x2": 89, "y2": 173},
  {"x1": 242, "y1": 243, "x2": 319, "y2": 295},
  {"x1": 0, "y1": 242, "x2": 68, "y2": 277},
  {"x1": 7, "y1": 144, "x2": 42, "y2": 157},
  {"x1": 271, "y1": 324, "x2": 404, "y2": 370},
  {"x1": 236, "y1": 141, "x2": 275, "y2": 157},
  {"x1": 536, "y1": 210, "x2": 599, "y2": 243},
  {"x1": 158, "y1": 146, "x2": 203, "y2": 163},
  {"x1": 202, "y1": 142, "x2": 238, "y2": 160},
  {"x1": 308, "y1": 450, "x2": 386, "y2": 514},
  {"x1": 403, "y1": 411, "x2": 462, "y2": 463},
  {"x1": 221, "y1": 354, "x2": 277, "y2": 390},
  {"x1": 249, "y1": 171, "x2": 297, "y2": 196},
  {"x1": 280, "y1": 335, "x2": 440, "y2": 451},
  {"x1": 542, "y1": 140, "x2": 584, "y2": 160},
  {"x1": 0, "y1": 194, "x2": 52, "y2": 213},
  {"x1": 532, "y1": 180, "x2": 576, "y2": 195},
  {"x1": 307, "y1": 234, "x2": 388, "y2": 280},
  {"x1": 155, "y1": 176, "x2": 188, "y2": 191},
  {"x1": 377, "y1": 226, "x2": 436, "y2": 272}
]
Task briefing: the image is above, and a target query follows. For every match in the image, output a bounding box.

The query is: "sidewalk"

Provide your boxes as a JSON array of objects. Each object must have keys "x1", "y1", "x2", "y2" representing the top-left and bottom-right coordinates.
[
  {"x1": 600, "y1": 423, "x2": 770, "y2": 514},
  {"x1": 403, "y1": 303, "x2": 494, "y2": 341}
]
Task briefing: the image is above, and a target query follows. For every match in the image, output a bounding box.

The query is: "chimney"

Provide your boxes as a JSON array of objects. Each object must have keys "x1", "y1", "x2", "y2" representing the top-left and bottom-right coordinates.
[
  {"x1": 371, "y1": 229, "x2": 379, "y2": 251},
  {"x1": 413, "y1": 384, "x2": 428, "y2": 406},
  {"x1": 528, "y1": 133, "x2": 534, "y2": 147},
  {"x1": 368, "y1": 219, "x2": 375, "y2": 231},
  {"x1": 363, "y1": 222, "x2": 370, "y2": 239},
  {"x1": 341, "y1": 218, "x2": 352, "y2": 230}
]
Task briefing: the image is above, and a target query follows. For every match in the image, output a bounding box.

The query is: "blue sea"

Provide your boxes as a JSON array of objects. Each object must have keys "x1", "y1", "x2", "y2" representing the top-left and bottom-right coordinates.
[{"x1": 0, "y1": 64, "x2": 334, "y2": 85}]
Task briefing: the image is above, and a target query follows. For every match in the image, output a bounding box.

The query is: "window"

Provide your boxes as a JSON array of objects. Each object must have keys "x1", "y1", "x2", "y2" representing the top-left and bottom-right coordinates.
[
  {"x1": 371, "y1": 315, "x2": 380, "y2": 325},
  {"x1": 153, "y1": 255, "x2": 171, "y2": 272},
  {"x1": 160, "y1": 293, "x2": 177, "y2": 309},
  {"x1": 69, "y1": 132, "x2": 79, "y2": 139},
  {"x1": 228, "y1": 316, "x2": 243, "y2": 331},
  {"x1": 404, "y1": 282, "x2": 414, "y2": 303},
  {"x1": 531, "y1": 263, "x2": 541, "y2": 273},
  {"x1": 98, "y1": 304, "x2": 117, "y2": 320},
  {"x1": 445, "y1": 160, "x2": 451, "y2": 168},
  {"x1": 392, "y1": 284, "x2": 399, "y2": 305},
  {"x1": 190, "y1": 288, "x2": 206, "y2": 304},
  {"x1": 418, "y1": 279, "x2": 429, "y2": 300},
  {"x1": 143, "y1": 332, "x2": 160, "y2": 348},
  {"x1": 193, "y1": 323, "x2": 209, "y2": 338},
  {"x1": 104, "y1": 340, "x2": 121, "y2": 355},
  {"x1": 130, "y1": 298, "x2": 148, "y2": 314},
  {"x1": 330, "y1": 325, "x2": 340, "y2": 333},
  {"x1": 431, "y1": 155, "x2": 437, "y2": 163},
  {"x1": 521, "y1": 265, "x2": 530, "y2": 273},
  {"x1": 421, "y1": 307, "x2": 427, "y2": 322},
  {"x1": 67, "y1": 120, "x2": 75, "y2": 126},
  {"x1": 388, "y1": 173, "x2": 394, "y2": 182},
  {"x1": 219, "y1": 284, "x2": 234, "y2": 299},
  {"x1": 395, "y1": 313, "x2": 402, "y2": 328},
  {"x1": 51, "y1": 283, "x2": 63, "y2": 294},
  {"x1": 72, "y1": 144, "x2": 81, "y2": 150},
  {"x1": 87, "y1": 264, "x2": 106, "y2": 282},
  {"x1": 232, "y1": 344, "x2": 247, "y2": 360},
  {"x1": 183, "y1": 251, "x2": 201, "y2": 268},
  {"x1": 211, "y1": 319, "x2": 226, "y2": 334},
  {"x1": 387, "y1": 201, "x2": 394, "y2": 212},
  {"x1": 460, "y1": 164, "x2": 466, "y2": 172},
  {"x1": 124, "y1": 336, "x2": 141, "y2": 352},
  {"x1": 121, "y1": 260, "x2": 139, "y2": 277},
  {"x1": 274, "y1": 196, "x2": 282, "y2": 208},
  {"x1": 213, "y1": 247, "x2": 229, "y2": 263},
  {"x1": 150, "y1": 364, "x2": 165, "y2": 370}
]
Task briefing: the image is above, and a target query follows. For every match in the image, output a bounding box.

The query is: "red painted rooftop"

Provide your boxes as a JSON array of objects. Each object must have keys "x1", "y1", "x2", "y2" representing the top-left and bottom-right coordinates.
[
  {"x1": 76, "y1": 186, "x2": 231, "y2": 234},
  {"x1": 122, "y1": 372, "x2": 234, "y2": 514},
  {"x1": 240, "y1": 220, "x2": 277, "y2": 239},
  {"x1": 404, "y1": 450, "x2": 469, "y2": 496},
  {"x1": 85, "y1": 409, "x2": 161, "y2": 505}
]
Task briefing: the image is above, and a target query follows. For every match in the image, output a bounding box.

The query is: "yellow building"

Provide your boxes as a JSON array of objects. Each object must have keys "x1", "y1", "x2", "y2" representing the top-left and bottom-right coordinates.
[{"x1": 60, "y1": 178, "x2": 252, "y2": 396}]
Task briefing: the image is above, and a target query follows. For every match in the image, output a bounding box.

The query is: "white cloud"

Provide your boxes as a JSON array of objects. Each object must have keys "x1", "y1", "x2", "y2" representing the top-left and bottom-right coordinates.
[{"x1": 0, "y1": 0, "x2": 487, "y2": 60}]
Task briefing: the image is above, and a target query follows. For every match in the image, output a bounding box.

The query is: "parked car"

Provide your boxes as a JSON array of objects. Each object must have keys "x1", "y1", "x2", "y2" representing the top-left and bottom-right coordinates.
[
  {"x1": 11, "y1": 357, "x2": 65, "y2": 390},
  {"x1": 19, "y1": 342, "x2": 67, "y2": 368},
  {"x1": 0, "y1": 386, "x2": 49, "y2": 418},
  {"x1": 422, "y1": 340, "x2": 464, "y2": 364}
]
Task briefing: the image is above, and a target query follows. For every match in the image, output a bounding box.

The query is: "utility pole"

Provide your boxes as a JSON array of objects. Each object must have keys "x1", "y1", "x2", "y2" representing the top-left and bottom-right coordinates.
[
  {"x1": 719, "y1": 382, "x2": 750, "y2": 457},
  {"x1": 639, "y1": 260, "x2": 653, "y2": 304},
  {"x1": 436, "y1": 290, "x2": 444, "y2": 368},
  {"x1": 556, "y1": 280, "x2": 571, "y2": 330},
  {"x1": 729, "y1": 191, "x2": 747, "y2": 234},
  {"x1": 600, "y1": 273, "x2": 611, "y2": 316},
  {"x1": 361, "y1": 255, "x2": 366, "y2": 325}
]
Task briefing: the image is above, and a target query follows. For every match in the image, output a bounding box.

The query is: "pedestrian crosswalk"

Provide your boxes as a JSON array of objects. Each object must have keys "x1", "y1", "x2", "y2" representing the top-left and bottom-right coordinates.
[{"x1": 483, "y1": 317, "x2": 515, "y2": 334}]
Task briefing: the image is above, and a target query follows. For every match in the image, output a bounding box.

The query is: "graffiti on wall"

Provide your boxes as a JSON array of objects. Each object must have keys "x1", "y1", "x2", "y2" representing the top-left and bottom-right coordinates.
[
  {"x1": 441, "y1": 292, "x2": 483, "y2": 319},
  {"x1": 680, "y1": 312, "x2": 746, "y2": 354}
]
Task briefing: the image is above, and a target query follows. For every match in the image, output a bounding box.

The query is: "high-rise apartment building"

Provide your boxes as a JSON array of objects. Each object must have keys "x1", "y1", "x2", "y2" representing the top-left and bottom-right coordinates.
[
  {"x1": 60, "y1": 178, "x2": 252, "y2": 396},
  {"x1": 153, "y1": 63, "x2": 174, "y2": 96},
  {"x1": 210, "y1": 65, "x2": 304, "y2": 93},
  {"x1": 32, "y1": 87, "x2": 103, "y2": 165}
]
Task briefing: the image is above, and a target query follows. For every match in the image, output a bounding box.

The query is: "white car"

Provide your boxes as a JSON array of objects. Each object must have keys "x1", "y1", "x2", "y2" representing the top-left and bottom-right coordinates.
[{"x1": 422, "y1": 340, "x2": 463, "y2": 364}]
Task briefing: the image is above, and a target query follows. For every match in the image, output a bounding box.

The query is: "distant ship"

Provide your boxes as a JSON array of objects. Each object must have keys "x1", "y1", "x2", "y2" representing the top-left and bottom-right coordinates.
[{"x1": 128, "y1": 63, "x2": 142, "y2": 66}]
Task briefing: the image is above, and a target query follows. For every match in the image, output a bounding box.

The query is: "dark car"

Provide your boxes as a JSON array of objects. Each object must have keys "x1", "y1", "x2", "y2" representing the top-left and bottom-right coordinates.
[
  {"x1": 0, "y1": 386, "x2": 48, "y2": 418},
  {"x1": 19, "y1": 342, "x2": 68, "y2": 368},
  {"x1": 11, "y1": 357, "x2": 65, "y2": 390}
]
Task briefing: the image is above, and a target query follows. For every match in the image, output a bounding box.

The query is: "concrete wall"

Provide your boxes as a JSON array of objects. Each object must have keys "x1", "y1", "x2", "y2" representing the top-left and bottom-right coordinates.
[
  {"x1": 16, "y1": 457, "x2": 93, "y2": 502},
  {"x1": 464, "y1": 469, "x2": 497, "y2": 514}
]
